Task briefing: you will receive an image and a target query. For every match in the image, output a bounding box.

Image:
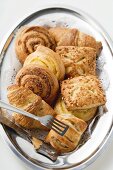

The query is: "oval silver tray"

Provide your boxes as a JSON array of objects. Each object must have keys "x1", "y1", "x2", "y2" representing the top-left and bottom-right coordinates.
[{"x1": 0, "y1": 5, "x2": 113, "y2": 170}]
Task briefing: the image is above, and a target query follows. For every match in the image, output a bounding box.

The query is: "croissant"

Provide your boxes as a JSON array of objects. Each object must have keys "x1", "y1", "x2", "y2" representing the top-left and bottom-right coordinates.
[
  {"x1": 54, "y1": 96, "x2": 97, "y2": 121},
  {"x1": 24, "y1": 45, "x2": 65, "y2": 81},
  {"x1": 15, "y1": 26, "x2": 56, "y2": 64},
  {"x1": 7, "y1": 85, "x2": 56, "y2": 129},
  {"x1": 49, "y1": 27, "x2": 77, "y2": 46},
  {"x1": 49, "y1": 27, "x2": 102, "y2": 55},
  {"x1": 15, "y1": 64, "x2": 59, "y2": 104},
  {"x1": 46, "y1": 114, "x2": 87, "y2": 153},
  {"x1": 56, "y1": 46, "x2": 96, "y2": 78},
  {"x1": 61, "y1": 75, "x2": 106, "y2": 110}
]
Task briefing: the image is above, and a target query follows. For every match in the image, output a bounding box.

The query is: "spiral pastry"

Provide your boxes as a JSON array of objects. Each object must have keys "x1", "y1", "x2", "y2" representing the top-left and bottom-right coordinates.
[
  {"x1": 15, "y1": 64, "x2": 59, "y2": 104},
  {"x1": 54, "y1": 96, "x2": 97, "y2": 121},
  {"x1": 15, "y1": 26, "x2": 56, "y2": 64},
  {"x1": 24, "y1": 45, "x2": 65, "y2": 81}
]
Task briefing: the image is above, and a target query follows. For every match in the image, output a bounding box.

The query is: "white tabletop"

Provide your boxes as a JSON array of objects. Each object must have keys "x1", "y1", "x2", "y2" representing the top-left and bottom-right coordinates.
[{"x1": 0, "y1": 0, "x2": 113, "y2": 169}]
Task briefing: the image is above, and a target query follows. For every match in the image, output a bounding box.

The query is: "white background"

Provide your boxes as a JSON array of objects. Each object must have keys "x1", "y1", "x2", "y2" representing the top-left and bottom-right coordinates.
[{"x1": 0, "y1": 0, "x2": 113, "y2": 169}]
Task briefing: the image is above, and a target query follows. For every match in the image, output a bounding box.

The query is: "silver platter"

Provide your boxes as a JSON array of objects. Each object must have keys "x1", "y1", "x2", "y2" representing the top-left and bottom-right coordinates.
[{"x1": 0, "y1": 5, "x2": 113, "y2": 170}]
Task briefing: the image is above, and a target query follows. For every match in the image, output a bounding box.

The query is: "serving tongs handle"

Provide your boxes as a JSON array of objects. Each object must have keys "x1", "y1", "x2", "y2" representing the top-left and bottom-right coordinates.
[
  {"x1": 0, "y1": 111, "x2": 31, "y2": 142},
  {"x1": 0, "y1": 111, "x2": 59, "y2": 161},
  {"x1": 0, "y1": 100, "x2": 42, "y2": 122}
]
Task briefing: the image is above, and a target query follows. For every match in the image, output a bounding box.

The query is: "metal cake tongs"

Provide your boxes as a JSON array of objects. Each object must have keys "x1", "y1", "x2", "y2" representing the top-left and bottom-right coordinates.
[
  {"x1": 0, "y1": 109, "x2": 59, "y2": 161},
  {"x1": 0, "y1": 100, "x2": 69, "y2": 136}
]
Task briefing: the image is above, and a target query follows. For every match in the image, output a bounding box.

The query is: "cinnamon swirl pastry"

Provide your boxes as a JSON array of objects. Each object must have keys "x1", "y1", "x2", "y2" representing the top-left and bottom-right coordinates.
[
  {"x1": 56, "y1": 46, "x2": 96, "y2": 78},
  {"x1": 54, "y1": 96, "x2": 97, "y2": 121},
  {"x1": 15, "y1": 26, "x2": 56, "y2": 64},
  {"x1": 24, "y1": 45, "x2": 65, "y2": 81},
  {"x1": 46, "y1": 114, "x2": 87, "y2": 153},
  {"x1": 15, "y1": 64, "x2": 59, "y2": 104},
  {"x1": 61, "y1": 75, "x2": 106, "y2": 110},
  {"x1": 7, "y1": 85, "x2": 56, "y2": 129},
  {"x1": 49, "y1": 27, "x2": 102, "y2": 55}
]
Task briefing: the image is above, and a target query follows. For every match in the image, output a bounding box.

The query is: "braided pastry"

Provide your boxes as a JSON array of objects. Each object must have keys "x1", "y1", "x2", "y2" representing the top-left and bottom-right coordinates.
[
  {"x1": 15, "y1": 26, "x2": 56, "y2": 63},
  {"x1": 56, "y1": 46, "x2": 96, "y2": 78},
  {"x1": 15, "y1": 64, "x2": 59, "y2": 104},
  {"x1": 46, "y1": 114, "x2": 87, "y2": 153},
  {"x1": 7, "y1": 85, "x2": 56, "y2": 129},
  {"x1": 24, "y1": 45, "x2": 65, "y2": 81}
]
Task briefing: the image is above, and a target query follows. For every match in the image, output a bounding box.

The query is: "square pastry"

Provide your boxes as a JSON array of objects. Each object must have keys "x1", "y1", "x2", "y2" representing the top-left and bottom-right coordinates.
[
  {"x1": 56, "y1": 46, "x2": 96, "y2": 78},
  {"x1": 46, "y1": 114, "x2": 87, "y2": 153},
  {"x1": 61, "y1": 75, "x2": 106, "y2": 110}
]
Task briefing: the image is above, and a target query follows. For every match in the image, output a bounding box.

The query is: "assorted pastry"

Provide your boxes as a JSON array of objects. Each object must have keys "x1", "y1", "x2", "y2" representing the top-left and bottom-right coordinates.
[
  {"x1": 15, "y1": 26, "x2": 56, "y2": 63},
  {"x1": 15, "y1": 64, "x2": 59, "y2": 104},
  {"x1": 54, "y1": 95, "x2": 97, "y2": 121},
  {"x1": 49, "y1": 27, "x2": 102, "y2": 55},
  {"x1": 6, "y1": 25, "x2": 106, "y2": 155},
  {"x1": 24, "y1": 45, "x2": 65, "y2": 81},
  {"x1": 46, "y1": 114, "x2": 87, "y2": 153},
  {"x1": 56, "y1": 46, "x2": 96, "y2": 78},
  {"x1": 7, "y1": 85, "x2": 56, "y2": 129}
]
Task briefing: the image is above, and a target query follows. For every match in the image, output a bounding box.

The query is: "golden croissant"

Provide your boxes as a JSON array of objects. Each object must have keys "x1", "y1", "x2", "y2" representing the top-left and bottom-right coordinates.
[
  {"x1": 15, "y1": 26, "x2": 56, "y2": 64},
  {"x1": 7, "y1": 85, "x2": 56, "y2": 129},
  {"x1": 15, "y1": 64, "x2": 59, "y2": 104},
  {"x1": 49, "y1": 27, "x2": 102, "y2": 55},
  {"x1": 46, "y1": 114, "x2": 87, "y2": 153},
  {"x1": 54, "y1": 96, "x2": 97, "y2": 121},
  {"x1": 24, "y1": 45, "x2": 65, "y2": 81},
  {"x1": 56, "y1": 46, "x2": 96, "y2": 78}
]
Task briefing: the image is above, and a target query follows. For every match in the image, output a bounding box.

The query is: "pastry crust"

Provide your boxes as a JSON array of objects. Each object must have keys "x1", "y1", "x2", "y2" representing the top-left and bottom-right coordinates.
[
  {"x1": 49, "y1": 27, "x2": 78, "y2": 46},
  {"x1": 61, "y1": 75, "x2": 106, "y2": 110},
  {"x1": 49, "y1": 27, "x2": 74, "y2": 44},
  {"x1": 54, "y1": 96, "x2": 97, "y2": 121},
  {"x1": 15, "y1": 26, "x2": 56, "y2": 64},
  {"x1": 7, "y1": 85, "x2": 56, "y2": 129},
  {"x1": 46, "y1": 114, "x2": 87, "y2": 153},
  {"x1": 49, "y1": 27, "x2": 102, "y2": 55},
  {"x1": 32, "y1": 137, "x2": 42, "y2": 150},
  {"x1": 24, "y1": 45, "x2": 65, "y2": 81},
  {"x1": 56, "y1": 46, "x2": 96, "y2": 77},
  {"x1": 77, "y1": 32, "x2": 102, "y2": 55},
  {"x1": 15, "y1": 64, "x2": 59, "y2": 104}
]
